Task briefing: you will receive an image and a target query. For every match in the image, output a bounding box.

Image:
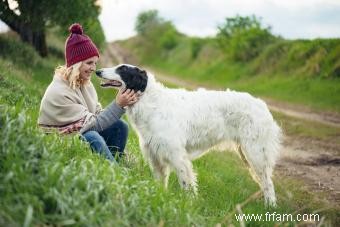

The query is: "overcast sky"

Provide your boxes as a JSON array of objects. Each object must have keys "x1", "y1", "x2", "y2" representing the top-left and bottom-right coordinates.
[
  {"x1": 98, "y1": 0, "x2": 340, "y2": 41},
  {"x1": 1, "y1": 0, "x2": 340, "y2": 41}
]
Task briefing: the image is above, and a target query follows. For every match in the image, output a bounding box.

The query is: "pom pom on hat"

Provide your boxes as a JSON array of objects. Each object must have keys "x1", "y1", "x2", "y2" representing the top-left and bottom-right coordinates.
[{"x1": 69, "y1": 23, "x2": 83, "y2": 35}]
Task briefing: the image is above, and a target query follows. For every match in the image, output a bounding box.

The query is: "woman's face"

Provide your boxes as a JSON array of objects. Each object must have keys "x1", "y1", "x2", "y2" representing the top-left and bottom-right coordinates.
[{"x1": 79, "y1": 56, "x2": 99, "y2": 81}]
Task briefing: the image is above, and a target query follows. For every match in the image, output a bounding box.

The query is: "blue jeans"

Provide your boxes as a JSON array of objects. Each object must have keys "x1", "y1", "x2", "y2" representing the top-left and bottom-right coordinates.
[{"x1": 81, "y1": 119, "x2": 128, "y2": 162}]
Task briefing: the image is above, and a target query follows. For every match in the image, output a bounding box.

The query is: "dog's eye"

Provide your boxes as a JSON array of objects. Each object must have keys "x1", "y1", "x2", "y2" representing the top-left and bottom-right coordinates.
[
  {"x1": 136, "y1": 67, "x2": 146, "y2": 75},
  {"x1": 119, "y1": 65, "x2": 127, "y2": 71}
]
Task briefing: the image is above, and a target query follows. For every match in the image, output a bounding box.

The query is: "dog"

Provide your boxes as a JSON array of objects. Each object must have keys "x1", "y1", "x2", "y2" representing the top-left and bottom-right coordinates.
[{"x1": 96, "y1": 64, "x2": 282, "y2": 207}]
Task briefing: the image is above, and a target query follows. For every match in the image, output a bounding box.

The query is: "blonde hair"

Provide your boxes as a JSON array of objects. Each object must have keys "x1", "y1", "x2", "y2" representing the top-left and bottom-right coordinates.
[{"x1": 55, "y1": 61, "x2": 89, "y2": 89}]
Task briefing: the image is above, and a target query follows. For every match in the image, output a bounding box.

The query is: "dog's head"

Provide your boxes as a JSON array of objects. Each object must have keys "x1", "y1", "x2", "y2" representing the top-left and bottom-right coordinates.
[{"x1": 95, "y1": 64, "x2": 148, "y2": 92}]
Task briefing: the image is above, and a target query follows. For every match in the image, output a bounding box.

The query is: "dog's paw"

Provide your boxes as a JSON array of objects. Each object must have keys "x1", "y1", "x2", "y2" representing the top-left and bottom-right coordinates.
[{"x1": 181, "y1": 181, "x2": 198, "y2": 196}]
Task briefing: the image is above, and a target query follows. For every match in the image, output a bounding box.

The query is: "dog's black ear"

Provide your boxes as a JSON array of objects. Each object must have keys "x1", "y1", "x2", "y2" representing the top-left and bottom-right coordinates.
[
  {"x1": 119, "y1": 65, "x2": 148, "y2": 92},
  {"x1": 132, "y1": 70, "x2": 148, "y2": 92},
  {"x1": 140, "y1": 71, "x2": 148, "y2": 91}
]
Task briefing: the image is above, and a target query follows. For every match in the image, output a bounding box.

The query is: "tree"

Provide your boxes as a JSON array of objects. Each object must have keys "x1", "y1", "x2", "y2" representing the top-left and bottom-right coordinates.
[
  {"x1": 135, "y1": 10, "x2": 180, "y2": 50},
  {"x1": 217, "y1": 15, "x2": 275, "y2": 61},
  {"x1": 135, "y1": 10, "x2": 163, "y2": 35},
  {"x1": 0, "y1": 0, "x2": 104, "y2": 57}
]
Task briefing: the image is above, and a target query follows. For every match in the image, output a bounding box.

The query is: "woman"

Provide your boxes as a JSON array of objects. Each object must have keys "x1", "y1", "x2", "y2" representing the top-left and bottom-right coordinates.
[{"x1": 38, "y1": 23, "x2": 138, "y2": 162}]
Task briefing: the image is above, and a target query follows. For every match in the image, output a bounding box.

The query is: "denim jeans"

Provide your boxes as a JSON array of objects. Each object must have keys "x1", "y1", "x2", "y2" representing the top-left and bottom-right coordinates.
[{"x1": 81, "y1": 119, "x2": 128, "y2": 162}]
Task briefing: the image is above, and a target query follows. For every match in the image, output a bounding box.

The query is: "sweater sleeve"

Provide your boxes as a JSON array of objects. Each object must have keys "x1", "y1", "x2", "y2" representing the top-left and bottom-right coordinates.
[{"x1": 80, "y1": 101, "x2": 125, "y2": 134}]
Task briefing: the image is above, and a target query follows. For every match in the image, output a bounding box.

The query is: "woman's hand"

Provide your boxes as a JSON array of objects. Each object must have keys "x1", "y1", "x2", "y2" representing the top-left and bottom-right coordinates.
[{"x1": 116, "y1": 89, "x2": 139, "y2": 108}]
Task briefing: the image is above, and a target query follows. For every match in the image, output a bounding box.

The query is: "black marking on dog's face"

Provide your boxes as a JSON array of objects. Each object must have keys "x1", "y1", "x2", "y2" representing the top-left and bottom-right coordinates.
[{"x1": 115, "y1": 65, "x2": 148, "y2": 92}]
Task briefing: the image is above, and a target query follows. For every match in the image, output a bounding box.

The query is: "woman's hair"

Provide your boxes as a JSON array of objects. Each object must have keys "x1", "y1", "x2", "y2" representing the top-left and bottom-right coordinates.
[{"x1": 55, "y1": 62, "x2": 88, "y2": 89}]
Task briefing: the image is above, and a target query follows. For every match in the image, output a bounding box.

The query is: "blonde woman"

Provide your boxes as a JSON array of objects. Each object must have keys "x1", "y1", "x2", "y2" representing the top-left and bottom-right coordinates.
[{"x1": 38, "y1": 23, "x2": 138, "y2": 162}]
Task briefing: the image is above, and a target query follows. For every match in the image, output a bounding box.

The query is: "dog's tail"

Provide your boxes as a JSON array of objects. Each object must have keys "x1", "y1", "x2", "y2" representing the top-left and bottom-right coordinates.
[
  {"x1": 238, "y1": 119, "x2": 282, "y2": 173},
  {"x1": 261, "y1": 120, "x2": 282, "y2": 169},
  {"x1": 238, "y1": 119, "x2": 282, "y2": 206}
]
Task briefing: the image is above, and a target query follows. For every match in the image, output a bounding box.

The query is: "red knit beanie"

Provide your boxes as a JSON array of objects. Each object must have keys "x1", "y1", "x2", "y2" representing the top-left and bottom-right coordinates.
[{"x1": 65, "y1": 23, "x2": 100, "y2": 67}]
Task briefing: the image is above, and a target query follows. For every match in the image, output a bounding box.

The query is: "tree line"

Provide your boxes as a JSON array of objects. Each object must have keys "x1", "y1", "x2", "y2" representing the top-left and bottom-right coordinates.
[{"x1": 135, "y1": 10, "x2": 277, "y2": 61}]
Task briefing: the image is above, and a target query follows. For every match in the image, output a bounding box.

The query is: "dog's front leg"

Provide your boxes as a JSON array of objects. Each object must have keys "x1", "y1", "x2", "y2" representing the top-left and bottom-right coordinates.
[
  {"x1": 150, "y1": 157, "x2": 170, "y2": 189},
  {"x1": 169, "y1": 155, "x2": 197, "y2": 194}
]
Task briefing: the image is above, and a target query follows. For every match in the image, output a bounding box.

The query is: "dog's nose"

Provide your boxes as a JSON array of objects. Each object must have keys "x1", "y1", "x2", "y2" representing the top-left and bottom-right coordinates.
[{"x1": 95, "y1": 70, "x2": 102, "y2": 77}]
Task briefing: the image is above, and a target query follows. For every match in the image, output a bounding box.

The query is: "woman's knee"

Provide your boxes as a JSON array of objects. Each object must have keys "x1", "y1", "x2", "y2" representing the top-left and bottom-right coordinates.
[
  {"x1": 112, "y1": 120, "x2": 129, "y2": 138},
  {"x1": 82, "y1": 130, "x2": 100, "y2": 140},
  {"x1": 116, "y1": 120, "x2": 129, "y2": 133},
  {"x1": 81, "y1": 130, "x2": 115, "y2": 161},
  {"x1": 81, "y1": 131, "x2": 106, "y2": 147}
]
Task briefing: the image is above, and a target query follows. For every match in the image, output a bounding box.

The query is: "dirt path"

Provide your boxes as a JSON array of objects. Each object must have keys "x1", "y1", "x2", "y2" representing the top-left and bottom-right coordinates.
[
  {"x1": 277, "y1": 136, "x2": 340, "y2": 207},
  {"x1": 100, "y1": 43, "x2": 340, "y2": 208}
]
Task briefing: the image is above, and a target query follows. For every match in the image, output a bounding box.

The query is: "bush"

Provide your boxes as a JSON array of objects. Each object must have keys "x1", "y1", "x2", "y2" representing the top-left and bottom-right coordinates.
[
  {"x1": 159, "y1": 23, "x2": 179, "y2": 50},
  {"x1": 190, "y1": 38, "x2": 205, "y2": 59},
  {"x1": 135, "y1": 10, "x2": 180, "y2": 51},
  {"x1": 217, "y1": 15, "x2": 276, "y2": 61},
  {"x1": 135, "y1": 10, "x2": 162, "y2": 36}
]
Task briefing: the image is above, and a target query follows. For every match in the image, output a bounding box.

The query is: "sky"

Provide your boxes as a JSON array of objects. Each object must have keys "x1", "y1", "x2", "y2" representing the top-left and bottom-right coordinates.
[
  {"x1": 1, "y1": 0, "x2": 340, "y2": 41},
  {"x1": 98, "y1": 0, "x2": 340, "y2": 41}
]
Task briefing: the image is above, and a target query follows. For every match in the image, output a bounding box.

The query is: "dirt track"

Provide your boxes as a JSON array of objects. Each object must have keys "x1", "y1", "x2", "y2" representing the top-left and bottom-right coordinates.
[{"x1": 100, "y1": 43, "x2": 340, "y2": 208}]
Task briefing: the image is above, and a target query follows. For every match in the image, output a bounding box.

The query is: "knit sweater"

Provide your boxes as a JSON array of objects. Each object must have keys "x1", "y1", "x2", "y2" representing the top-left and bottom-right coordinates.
[{"x1": 38, "y1": 74, "x2": 125, "y2": 134}]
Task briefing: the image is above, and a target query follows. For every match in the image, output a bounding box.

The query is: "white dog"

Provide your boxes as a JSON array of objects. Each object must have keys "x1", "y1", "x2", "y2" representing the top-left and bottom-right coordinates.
[{"x1": 96, "y1": 64, "x2": 282, "y2": 207}]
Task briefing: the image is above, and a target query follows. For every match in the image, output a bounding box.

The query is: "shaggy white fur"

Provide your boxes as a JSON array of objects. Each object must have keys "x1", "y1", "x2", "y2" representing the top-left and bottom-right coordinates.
[{"x1": 97, "y1": 64, "x2": 282, "y2": 207}]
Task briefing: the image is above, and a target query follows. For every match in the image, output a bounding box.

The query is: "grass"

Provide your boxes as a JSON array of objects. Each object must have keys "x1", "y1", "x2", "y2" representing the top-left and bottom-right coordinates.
[
  {"x1": 230, "y1": 75, "x2": 340, "y2": 113},
  {"x1": 1, "y1": 34, "x2": 339, "y2": 226}
]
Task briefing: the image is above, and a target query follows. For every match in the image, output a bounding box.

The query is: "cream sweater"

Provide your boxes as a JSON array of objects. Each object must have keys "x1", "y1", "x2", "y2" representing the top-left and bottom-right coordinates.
[{"x1": 38, "y1": 74, "x2": 124, "y2": 134}]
